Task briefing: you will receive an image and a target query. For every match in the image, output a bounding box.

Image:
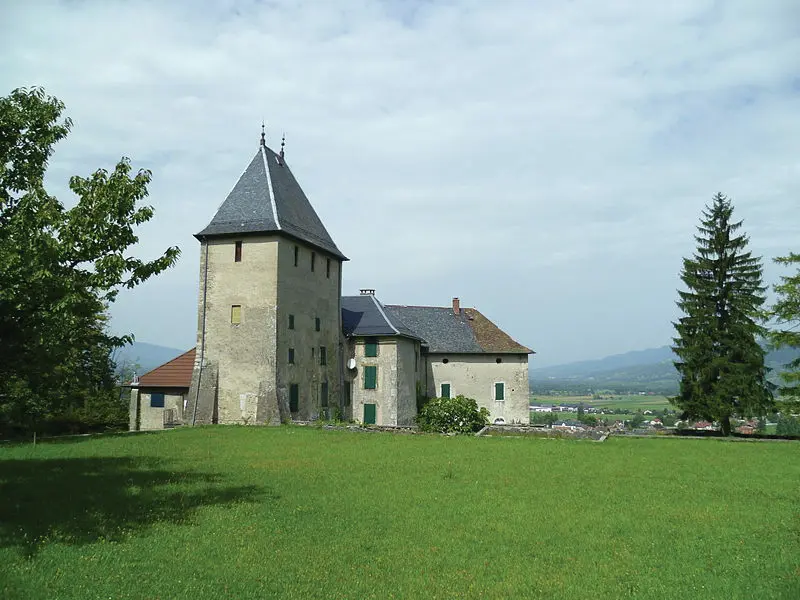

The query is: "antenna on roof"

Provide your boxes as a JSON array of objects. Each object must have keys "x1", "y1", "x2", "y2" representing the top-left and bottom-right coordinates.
[
  {"x1": 280, "y1": 133, "x2": 286, "y2": 159},
  {"x1": 260, "y1": 121, "x2": 266, "y2": 147}
]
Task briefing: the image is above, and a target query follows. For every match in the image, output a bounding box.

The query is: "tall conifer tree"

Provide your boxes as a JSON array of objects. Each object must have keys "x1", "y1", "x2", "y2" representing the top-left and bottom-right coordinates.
[{"x1": 671, "y1": 193, "x2": 773, "y2": 435}]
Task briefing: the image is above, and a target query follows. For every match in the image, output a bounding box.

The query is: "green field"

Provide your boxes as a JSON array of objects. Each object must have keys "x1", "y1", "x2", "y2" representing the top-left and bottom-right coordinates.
[
  {"x1": 1, "y1": 427, "x2": 798, "y2": 599},
  {"x1": 532, "y1": 394, "x2": 672, "y2": 412}
]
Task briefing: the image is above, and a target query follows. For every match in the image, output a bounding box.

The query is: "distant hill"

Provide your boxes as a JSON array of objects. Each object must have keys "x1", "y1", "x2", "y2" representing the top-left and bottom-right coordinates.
[
  {"x1": 532, "y1": 344, "x2": 800, "y2": 395},
  {"x1": 113, "y1": 341, "x2": 188, "y2": 375}
]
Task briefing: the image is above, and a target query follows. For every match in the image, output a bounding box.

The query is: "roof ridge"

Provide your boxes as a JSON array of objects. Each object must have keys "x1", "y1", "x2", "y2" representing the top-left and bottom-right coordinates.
[
  {"x1": 369, "y1": 295, "x2": 399, "y2": 335},
  {"x1": 261, "y1": 145, "x2": 281, "y2": 229}
]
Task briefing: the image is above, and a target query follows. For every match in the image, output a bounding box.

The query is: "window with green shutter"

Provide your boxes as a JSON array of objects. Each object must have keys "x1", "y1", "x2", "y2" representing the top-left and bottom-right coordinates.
[
  {"x1": 365, "y1": 338, "x2": 378, "y2": 357},
  {"x1": 495, "y1": 382, "x2": 505, "y2": 401},
  {"x1": 289, "y1": 384, "x2": 299, "y2": 412},
  {"x1": 440, "y1": 383, "x2": 451, "y2": 399},
  {"x1": 364, "y1": 365, "x2": 377, "y2": 389}
]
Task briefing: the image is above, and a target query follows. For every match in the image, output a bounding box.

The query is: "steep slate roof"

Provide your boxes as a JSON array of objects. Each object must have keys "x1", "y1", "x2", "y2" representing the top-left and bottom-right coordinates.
[
  {"x1": 195, "y1": 143, "x2": 347, "y2": 260},
  {"x1": 136, "y1": 348, "x2": 195, "y2": 388},
  {"x1": 342, "y1": 295, "x2": 421, "y2": 340},
  {"x1": 384, "y1": 305, "x2": 533, "y2": 354}
]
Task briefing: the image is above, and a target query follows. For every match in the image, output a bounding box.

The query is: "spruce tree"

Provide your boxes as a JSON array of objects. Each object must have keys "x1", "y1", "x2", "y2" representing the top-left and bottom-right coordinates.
[
  {"x1": 671, "y1": 193, "x2": 773, "y2": 435},
  {"x1": 768, "y1": 251, "x2": 800, "y2": 413}
]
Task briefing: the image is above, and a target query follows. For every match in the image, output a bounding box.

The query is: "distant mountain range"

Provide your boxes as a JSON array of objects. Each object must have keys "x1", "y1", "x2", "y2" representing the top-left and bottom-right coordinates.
[
  {"x1": 531, "y1": 344, "x2": 800, "y2": 395},
  {"x1": 113, "y1": 341, "x2": 187, "y2": 375}
]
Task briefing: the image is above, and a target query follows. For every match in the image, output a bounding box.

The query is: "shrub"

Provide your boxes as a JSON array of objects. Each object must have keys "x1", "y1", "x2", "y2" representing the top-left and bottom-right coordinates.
[{"x1": 415, "y1": 395, "x2": 489, "y2": 434}]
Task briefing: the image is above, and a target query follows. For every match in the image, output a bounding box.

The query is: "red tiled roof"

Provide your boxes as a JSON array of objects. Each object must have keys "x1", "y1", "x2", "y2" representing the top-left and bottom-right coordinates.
[{"x1": 136, "y1": 348, "x2": 195, "y2": 388}]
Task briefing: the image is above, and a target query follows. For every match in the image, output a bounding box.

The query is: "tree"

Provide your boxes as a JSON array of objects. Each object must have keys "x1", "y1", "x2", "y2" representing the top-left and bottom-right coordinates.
[
  {"x1": 671, "y1": 193, "x2": 773, "y2": 435},
  {"x1": 768, "y1": 251, "x2": 800, "y2": 413},
  {"x1": 0, "y1": 87, "x2": 180, "y2": 434}
]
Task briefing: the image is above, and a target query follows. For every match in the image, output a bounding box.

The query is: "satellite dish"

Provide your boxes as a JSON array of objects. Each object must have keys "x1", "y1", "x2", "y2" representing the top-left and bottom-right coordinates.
[{"x1": 347, "y1": 358, "x2": 356, "y2": 370}]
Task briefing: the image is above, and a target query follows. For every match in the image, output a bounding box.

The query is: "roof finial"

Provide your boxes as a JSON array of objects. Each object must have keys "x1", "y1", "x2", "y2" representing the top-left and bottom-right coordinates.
[
  {"x1": 260, "y1": 121, "x2": 266, "y2": 147},
  {"x1": 280, "y1": 133, "x2": 285, "y2": 159}
]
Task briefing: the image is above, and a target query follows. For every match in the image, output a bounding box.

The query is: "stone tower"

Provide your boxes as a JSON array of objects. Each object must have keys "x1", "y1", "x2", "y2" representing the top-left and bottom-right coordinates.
[{"x1": 185, "y1": 134, "x2": 348, "y2": 425}]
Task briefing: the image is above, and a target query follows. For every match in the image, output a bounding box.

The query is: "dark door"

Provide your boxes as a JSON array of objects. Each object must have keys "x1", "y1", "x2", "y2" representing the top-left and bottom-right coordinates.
[{"x1": 363, "y1": 403, "x2": 376, "y2": 425}]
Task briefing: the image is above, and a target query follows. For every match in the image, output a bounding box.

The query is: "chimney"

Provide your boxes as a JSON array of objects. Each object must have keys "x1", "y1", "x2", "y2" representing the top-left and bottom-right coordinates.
[
  {"x1": 452, "y1": 297, "x2": 460, "y2": 315},
  {"x1": 360, "y1": 288, "x2": 375, "y2": 296}
]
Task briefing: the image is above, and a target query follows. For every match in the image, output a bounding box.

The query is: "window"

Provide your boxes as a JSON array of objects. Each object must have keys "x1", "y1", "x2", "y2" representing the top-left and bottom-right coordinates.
[
  {"x1": 150, "y1": 392, "x2": 165, "y2": 408},
  {"x1": 365, "y1": 338, "x2": 378, "y2": 357},
  {"x1": 440, "y1": 383, "x2": 451, "y2": 399},
  {"x1": 442, "y1": 358, "x2": 449, "y2": 364},
  {"x1": 364, "y1": 365, "x2": 377, "y2": 389},
  {"x1": 414, "y1": 348, "x2": 418, "y2": 372},
  {"x1": 495, "y1": 382, "x2": 505, "y2": 401},
  {"x1": 321, "y1": 381, "x2": 328, "y2": 407},
  {"x1": 294, "y1": 245, "x2": 299, "y2": 267},
  {"x1": 496, "y1": 357, "x2": 503, "y2": 364},
  {"x1": 234, "y1": 241, "x2": 242, "y2": 262},
  {"x1": 289, "y1": 384, "x2": 299, "y2": 412},
  {"x1": 326, "y1": 258, "x2": 331, "y2": 278},
  {"x1": 315, "y1": 317, "x2": 321, "y2": 332},
  {"x1": 288, "y1": 314, "x2": 295, "y2": 330},
  {"x1": 311, "y1": 347, "x2": 315, "y2": 358},
  {"x1": 319, "y1": 346, "x2": 327, "y2": 366},
  {"x1": 288, "y1": 348, "x2": 295, "y2": 364},
  {"x1": 231, "y1": 305, "x2": 242, "y2": 325},
  {"x1": 311, "y1": 252, "x2": 316, "y2": 271},
  {"x1": 344, "y1": 381, "x2": 351, "y2": 407}
]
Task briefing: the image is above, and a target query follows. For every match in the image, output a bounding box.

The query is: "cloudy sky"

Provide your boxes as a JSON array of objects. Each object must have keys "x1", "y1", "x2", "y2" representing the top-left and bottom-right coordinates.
[{"x1": 2, "y1": 0, "x2": 799, "y2": 367}]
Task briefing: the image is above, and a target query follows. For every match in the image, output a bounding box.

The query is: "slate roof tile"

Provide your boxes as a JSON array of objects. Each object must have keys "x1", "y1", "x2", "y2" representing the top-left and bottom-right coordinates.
[{"x1": 196, "y1": 144, "x2": 347, "y2": 260}]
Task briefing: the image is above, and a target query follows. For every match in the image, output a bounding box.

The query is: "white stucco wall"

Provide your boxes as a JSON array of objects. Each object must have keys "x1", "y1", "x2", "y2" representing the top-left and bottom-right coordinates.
[
  {"x1": 427, "y1": 353, "x2": 530, "y2": 424},
  {"x1": 135, "y1": 390, "x2": 186, "y2": 431}
]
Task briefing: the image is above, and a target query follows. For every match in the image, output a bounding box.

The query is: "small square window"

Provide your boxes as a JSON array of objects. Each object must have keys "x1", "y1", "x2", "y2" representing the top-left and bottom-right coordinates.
[
  {"x1": 288, "y1": 348, "x2": 295, "y2": 364},
  {"x1": 288, "y1": 314, "x2": 295, "y2": 330},
  {"x1": 364, "y1": 365, "x2": 377, "y2": 390},
  {"x1": 319, "y1": 346, "x2": 327, "y2": 366},
  {"x1": 234, "y1": 241, "x2": 242, "y2": 262},
  {"x1": 441, "y1": 383, "x2": 451, "y2": 399},
  {"x1": 365, "y1": 338, "x2": 378, "y2": 357},
  {"x1": 311, "y1": 252, "x2": 316, "y2": 272},
  {"x1": 315, "y1": 317, "x2": 321, "y2": 332},
  {"x1": 294, "y1": 245, "x2": 299, "y2": 267},
  {"x1": 289, "y1": 384, "x2": 299, "y2": 412},
  {"x1": 495, "y1": 382, "x2": 505, "y2": 401},
  {"x1": 326, "y1": 259, "x2": 331, "y2": 278},
  {"x1": 231, "y1": 305, "x2": 242, "y2": 325},
  {"x1": 150, "y1": 392, "x2": 165, "y2": 408}
]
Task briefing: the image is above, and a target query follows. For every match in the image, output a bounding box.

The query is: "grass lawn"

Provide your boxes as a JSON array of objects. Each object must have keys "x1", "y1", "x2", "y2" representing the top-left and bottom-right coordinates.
[{"x1": 1, "y1": 427, "x2": 798, "y2": 599}]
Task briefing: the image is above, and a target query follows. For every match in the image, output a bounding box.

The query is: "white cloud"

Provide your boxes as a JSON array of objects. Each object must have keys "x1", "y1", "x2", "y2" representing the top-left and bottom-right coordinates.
[{"x1": 2, "y1": 0, "x2": 798, "y2": 366}]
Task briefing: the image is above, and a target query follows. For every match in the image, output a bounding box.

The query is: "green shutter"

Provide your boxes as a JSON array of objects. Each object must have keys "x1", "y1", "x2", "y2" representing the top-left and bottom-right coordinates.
[
  {"x1": 365, "y1": 339, "x2": 378, "y2": 357},
  {"x1": 441, "y1": 383, "x2": 451, "y2": 399},
  {"x1": 364, "y1": 365, "x2": 377, "y2": 389},
  {"x1": 321, "y1": 382, "x2": 328, "y2": 407},
  {"x1": 495, "y1": 382, "x2": 505, "y2": 401},
  {"x1": 289, "y1": 384, "x2": 299, "y2": 412},
  {"x1": 364, "y1": 403, "x2": 376, "y2": 425}
]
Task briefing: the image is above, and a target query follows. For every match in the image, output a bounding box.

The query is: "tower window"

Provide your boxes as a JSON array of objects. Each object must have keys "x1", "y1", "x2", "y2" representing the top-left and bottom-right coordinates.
[
  {"x1": 231, "y1": 305, "x2": 242, "y2": 325},
  {"x1": 294, "y1": 245, "x2": 299, "y2": 267},
  {"x1": 326, "y1": 259, "x2": 331, "y2": 278},
  {"x1": 289, "y1": 384, "x2": 299, "y2": 412},
  {"x1": 319, "y1": 346, "x2": 327, "y2": 366},
  {"x1": 288, "y1": 314, "x2": 295, "y2": 329},
  {"x1": 311, "y1": 252, "x2": 316, "y2": 271},
  {"x1": 315, "y1": 317, "x2": 321, "y2": 332},
  {"x1": 288, "y1": 348, "x2": 295, "y2": 364},
  {"x1": 234, "y1": 241, "x2": 242, "y2": 262}
]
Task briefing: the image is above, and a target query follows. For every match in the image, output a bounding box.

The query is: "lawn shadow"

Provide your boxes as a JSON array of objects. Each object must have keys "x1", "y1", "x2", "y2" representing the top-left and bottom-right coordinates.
[{"x1": 0, "y1": 456, "x2": 271, "y2": 557}]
